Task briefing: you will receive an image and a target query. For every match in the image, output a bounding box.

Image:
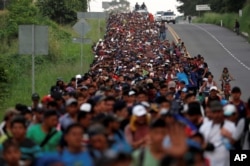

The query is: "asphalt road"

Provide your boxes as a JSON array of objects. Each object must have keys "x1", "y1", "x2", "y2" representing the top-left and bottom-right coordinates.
[{"x1": 169, "y1": 23, "x2": 250, "y2": 101}]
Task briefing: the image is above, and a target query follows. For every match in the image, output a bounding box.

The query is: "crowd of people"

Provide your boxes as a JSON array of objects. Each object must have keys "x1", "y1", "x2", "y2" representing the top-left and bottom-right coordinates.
[{"x1": 0, "y1": 11, "x2": 249, "y2": 166}]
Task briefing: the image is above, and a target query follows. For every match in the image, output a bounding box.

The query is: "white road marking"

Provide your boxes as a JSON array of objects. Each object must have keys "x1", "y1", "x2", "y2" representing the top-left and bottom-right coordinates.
[{"x1": 194, "y1": 24, "x2": 250, "y2": 71}]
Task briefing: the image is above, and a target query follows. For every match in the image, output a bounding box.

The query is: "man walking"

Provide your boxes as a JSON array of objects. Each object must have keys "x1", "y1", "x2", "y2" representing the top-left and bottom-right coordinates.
[{"x1": 159, "y1": 21, "x2": 167, "y2": 41}]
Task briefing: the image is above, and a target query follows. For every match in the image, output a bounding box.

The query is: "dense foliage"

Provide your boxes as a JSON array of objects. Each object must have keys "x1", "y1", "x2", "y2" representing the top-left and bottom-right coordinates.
[
  {"x1": 36, "y1": 0, "x2": 88, "y2": 24},
  {"x1": 0, "y1": 0, "x2": 106, "y2": 112},
  {"x1": 177, "y1": 0, "x2": 247, "y2": 16}
]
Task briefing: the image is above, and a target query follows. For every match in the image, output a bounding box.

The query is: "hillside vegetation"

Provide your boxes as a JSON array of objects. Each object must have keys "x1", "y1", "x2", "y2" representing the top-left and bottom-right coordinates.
[
  {"x1": 177, "y1": 0, "x2": 247, "y2": 16},
  {"x1": 0, "y1": 0, "x2": 106, "y2": 115},
  {"x1": 194, "y1": 2, "x2": 250, "y2": 41}
]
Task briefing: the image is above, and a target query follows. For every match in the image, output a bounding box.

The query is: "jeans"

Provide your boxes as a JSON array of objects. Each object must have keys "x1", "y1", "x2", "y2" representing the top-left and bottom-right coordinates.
[{"x1": 159, "y1": 32, "x2": 166, "y2": 40}]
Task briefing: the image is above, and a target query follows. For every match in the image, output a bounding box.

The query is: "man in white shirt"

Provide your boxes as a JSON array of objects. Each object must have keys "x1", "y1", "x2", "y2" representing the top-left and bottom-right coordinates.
[{"x1": 199, "y1": 101, "x2": 236, "y2": 166}]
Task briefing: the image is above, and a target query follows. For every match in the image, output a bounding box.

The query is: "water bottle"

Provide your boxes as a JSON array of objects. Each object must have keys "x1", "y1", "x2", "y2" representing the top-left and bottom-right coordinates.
[{"x1": 222, "y1": 137, "x2": 234, "y2": 150}]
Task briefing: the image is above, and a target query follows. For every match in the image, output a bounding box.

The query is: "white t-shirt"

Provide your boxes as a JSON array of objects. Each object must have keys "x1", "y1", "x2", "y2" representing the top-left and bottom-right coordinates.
[{"x1": 199, "y1": 120, "x2": 236, "y2": 166}]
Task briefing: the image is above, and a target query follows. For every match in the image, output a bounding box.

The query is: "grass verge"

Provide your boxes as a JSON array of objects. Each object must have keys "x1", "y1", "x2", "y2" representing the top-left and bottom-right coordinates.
[
  {"x1": 194, "y1": 4, "x2": 250, "y2": 41},
  {"x1": 0, "y1": 19, "x2": 106, "y2": 118}
]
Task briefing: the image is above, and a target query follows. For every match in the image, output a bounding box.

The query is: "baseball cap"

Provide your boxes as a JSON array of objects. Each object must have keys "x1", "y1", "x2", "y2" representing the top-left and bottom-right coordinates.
[
  {"x1": 41, "y1": 95, "x2": 53, "y2": 103},
  {"x1": 88, "y1": 124, "x2": 106, "y2": 138},
  {"x1": 209, "y1": 101, "x2": 223, "y2": 111},
  {"x1": 76, "y1": 74, "x2": 82, "y2": 79},
  {"x1": 65, "y1": 98, "x2": 78, "y2": 107},
  {"x1": 32, "y1": 93, "x2": 40, "y2": 100},
  {"x1": 132, "y1": 105, "x2": 147, "y2": 117},
  {"x1": 128, "y1": 90, "x2": 136, "y2": 96},
  {"x1": 66, "y1": 86, "x2": 75, "y2": 92},
  {"x1": 182, "y1": 88, "x2": 188, "y2": 93},
  {"x1": 146, "y1": 79, "x2": 153, "y2": 84},
  {"x1": 168, "y1": 81, "x2": 176, "y2": 89},
  {"x1": 95, "y1": 90, "x2": 105, "y2": 96},
  {"x1": 223, "y1": 104, "x2": 237, "y2": 116},
  {"x1": 80, "y1": 103, "x2": 92, "y2": 112},
  {"x1": 210, "y1": 86, "x2": 218, "y2": 92},
  {"x1": 93, "y1": 95, "x2": 106, "y2": 104},
  {"x1": 79, "y1": 85, "x2": 88, "y2": 90},
  {"x1": 141, "y1": 101, "x2": 150, "y2": 108}
]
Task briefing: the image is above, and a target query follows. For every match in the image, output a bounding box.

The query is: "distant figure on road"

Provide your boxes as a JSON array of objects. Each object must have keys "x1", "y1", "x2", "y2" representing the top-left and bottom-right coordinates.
[
  {"x1": 188, "y1": 16, "x2": 192, "y2": 23},
  {"x1": 135, "y1": 2, "x2": 139, "y2": 11},
  {"x1": 234, "y1": 19, "x2": 240, "y2": 35},
  {"x1": 159, "y1": 21, "x2": 167, "y2": 41}
]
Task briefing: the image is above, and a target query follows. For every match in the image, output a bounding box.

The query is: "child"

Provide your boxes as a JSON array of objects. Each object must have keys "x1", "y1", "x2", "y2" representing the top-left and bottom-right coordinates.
[
  {"x1": 220, "y1": 67, "x2": 234, "y2": 90},
  {"x1": 1, "y1": 139, "x2": 25, "y2": 166}
]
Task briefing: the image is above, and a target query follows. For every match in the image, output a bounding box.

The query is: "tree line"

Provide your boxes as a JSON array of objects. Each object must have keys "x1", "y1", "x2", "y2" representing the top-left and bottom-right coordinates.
[{"x1": 177, "y1": 0, "x2": 247, "y2": 16}]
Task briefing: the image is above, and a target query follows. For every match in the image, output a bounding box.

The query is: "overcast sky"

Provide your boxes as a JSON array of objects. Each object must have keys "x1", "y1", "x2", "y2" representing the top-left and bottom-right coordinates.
[{"x1": 90, "y1": 0, "x2": 182, "y2": 15}]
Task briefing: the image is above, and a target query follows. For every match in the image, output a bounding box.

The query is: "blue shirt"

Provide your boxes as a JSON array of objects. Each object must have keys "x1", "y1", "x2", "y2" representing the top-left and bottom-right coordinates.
[
  {"x1": 177, "y1": 72, "x2": 189, "y2": 85},
  {"x1": 60, "y1": 149, "x2": 94, "y2": 166},
  {"x1": 36, "y1": 149, "x2": 94, "y2": 166},
  {"x1": 0, "y1": 138, "x2": 42, "y2": 162},
  {"x1": 174, "y1": 114, "x2": 198, "y2": 133},
  {"x1": 111, "y1": 131, "x2": 133, "y2": 153},
  {"x1": 188, "y1": 71, "x2": 198, "y2": 87}
]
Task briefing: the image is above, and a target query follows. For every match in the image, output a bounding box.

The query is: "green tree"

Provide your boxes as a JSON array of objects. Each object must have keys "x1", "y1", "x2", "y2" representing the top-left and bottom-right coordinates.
[
  {"x1": 6, "y1": 0, "x2": 39, "y2": 38},
  {"x1": 177, "y1": 0, "x2": 247, "y2": 15},
  {"x1": 64, "y1": 0, "x2": 88, "y2": 12},
  {"x1": 36, "y1": 0, "x2": 88, "y2": 24}
]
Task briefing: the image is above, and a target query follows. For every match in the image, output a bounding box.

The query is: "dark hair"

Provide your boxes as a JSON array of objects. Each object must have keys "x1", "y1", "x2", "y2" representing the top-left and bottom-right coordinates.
[
  {"x1": 114, "y1": 100, "x2": 127, "y2": 113},
  {"x1": 3, "y1": 139, "x2": 20, "y2": 153},
  {"x1": 77, "y1": 111, "x2": 89, "y2": 122},
  {"x1": 64, "y1": 123, "x2": 83, "y2": 135},
  {"x1": 160, "y1": 155, "x2": 177, "y2": 166},
  {"x1": 95, "y1": 153, "x2": 132, "y2": 166},
  {"x1": 185, "y1": 93, "x2": 196, "y2": 100},
  {"x1": 104, "y1": 96, "x2": 116, "y2": 102},
  {"x1": 207, "y1": 74, "x2": 213, "y2": 78},
  {"x1": 160, "y1": 84, "x2": 167, "y2": 89},
  {"x1": 43, "y1": 110, "x2": 58, "y2": 119},
  {"x1": 102, "y1": 115, "x2": 117, "y2": 128},
  {"x1": 21, "y1": 109, "x2": 32, "y2": 116},
  {"x1": 187, "y1": 102, "x2": 202, "y2": 116},
  {"x1": 47, "y1": 101, "x2": 58, "y2": 108},
  {"x1": 122, "y1": 90, "x2": 130, "y2": 96},
  {"x1": 150, "y1": 118, "x2": 166, "y2": 129},
  {"x1": 136, "y1": 90, "x2": 147, "y2": 96},
  {"x1": 10, "y1": 116, "x2": 27, "y2": 128},
  {"x1": 231, "y1": 86, "x2": 241, "y2": 94},
  {"x1": 155, "y1": 96, "x2": 170, "y2": 105},
  {"x1": 76, "y1": 92, "x2": 84, "y2": 99}
]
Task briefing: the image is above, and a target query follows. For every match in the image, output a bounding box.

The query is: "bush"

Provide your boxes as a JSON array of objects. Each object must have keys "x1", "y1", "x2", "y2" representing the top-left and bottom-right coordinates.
[{"x1": 36, "y1": 0, "x2": 88, "y2": 24}]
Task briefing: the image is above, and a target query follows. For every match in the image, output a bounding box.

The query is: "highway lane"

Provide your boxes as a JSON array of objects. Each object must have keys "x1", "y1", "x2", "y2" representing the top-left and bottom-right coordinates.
[{"x1": 169, "y1": 23, "x2": 250, "y2": 101}]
